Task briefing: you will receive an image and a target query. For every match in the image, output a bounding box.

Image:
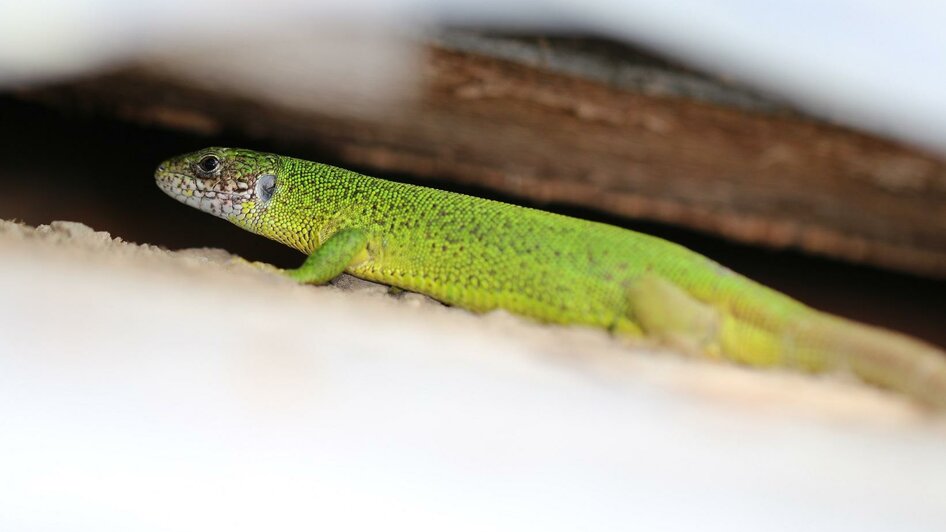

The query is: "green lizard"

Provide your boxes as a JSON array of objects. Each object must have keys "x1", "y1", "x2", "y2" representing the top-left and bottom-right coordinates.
[{"x1": 156, "y1": 147, "x2": 946, "y2": 409}]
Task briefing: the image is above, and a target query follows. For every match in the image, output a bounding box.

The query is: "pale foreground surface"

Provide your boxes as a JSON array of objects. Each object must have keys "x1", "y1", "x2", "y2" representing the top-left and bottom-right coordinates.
[{"x1": 1, "y1": 220, "x2": 945, "y2": 531}]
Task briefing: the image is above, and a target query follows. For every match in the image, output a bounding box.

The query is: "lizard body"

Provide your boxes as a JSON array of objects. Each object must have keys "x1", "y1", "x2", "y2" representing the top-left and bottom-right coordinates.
[{"x1": 156, "y1": 147, "x2": 946, "y2": 408}]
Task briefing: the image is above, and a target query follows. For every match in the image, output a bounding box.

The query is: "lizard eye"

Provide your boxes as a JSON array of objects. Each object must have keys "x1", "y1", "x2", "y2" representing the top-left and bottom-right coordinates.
[
  {"x1": 257, "y1": 174, "x2": 276, "y2": 202},
  {"x1": 197, "y1": 155, "x2": 220, "y2": 175}
]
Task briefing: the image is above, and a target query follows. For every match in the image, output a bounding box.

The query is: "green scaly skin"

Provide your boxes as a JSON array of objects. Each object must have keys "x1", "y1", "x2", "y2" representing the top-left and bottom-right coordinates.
[{"x1": 156, "y1": 147, "x2": 946, "y2": 409}]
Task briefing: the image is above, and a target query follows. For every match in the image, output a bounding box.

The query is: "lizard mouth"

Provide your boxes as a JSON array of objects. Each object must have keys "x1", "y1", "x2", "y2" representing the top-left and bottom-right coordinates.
[{"x1": 155, "y1": 167, "x2": 249, "y2": 221}]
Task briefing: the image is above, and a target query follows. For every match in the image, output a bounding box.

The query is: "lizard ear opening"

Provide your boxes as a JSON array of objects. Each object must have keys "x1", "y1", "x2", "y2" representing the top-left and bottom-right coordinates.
[{"x1": 257, "y1": 174, "x2": 276, "y2": 202}]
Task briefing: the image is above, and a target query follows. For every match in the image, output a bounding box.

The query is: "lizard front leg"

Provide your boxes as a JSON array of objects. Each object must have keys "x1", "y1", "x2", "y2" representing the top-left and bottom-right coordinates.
[{"x1": 285, "y1": 228, "x2": 369, "y2": 285}]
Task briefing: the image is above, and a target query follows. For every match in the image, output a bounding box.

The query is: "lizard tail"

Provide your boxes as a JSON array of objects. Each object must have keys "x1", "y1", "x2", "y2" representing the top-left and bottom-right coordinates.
[
  {"x1": 631, "y1": 269, "x2": 946, "y2": 409},
  {"x1": 800, "y1": 315, "x2": 946, "y2": 409},
  {"x1": 721, "y1": 302, "x2": 946, "y2": 409}
]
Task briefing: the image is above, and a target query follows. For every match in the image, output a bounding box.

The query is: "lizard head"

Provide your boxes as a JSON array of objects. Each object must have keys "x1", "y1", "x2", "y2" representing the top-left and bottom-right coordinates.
[{"x1": 155, "y1": 147, "x2": 281, "y2": 232}]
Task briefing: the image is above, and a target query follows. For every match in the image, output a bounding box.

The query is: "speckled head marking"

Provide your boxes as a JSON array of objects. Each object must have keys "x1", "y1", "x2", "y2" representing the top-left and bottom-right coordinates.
[{"x1": 155, "y1": 147, "x2": 280, "y2": 232}]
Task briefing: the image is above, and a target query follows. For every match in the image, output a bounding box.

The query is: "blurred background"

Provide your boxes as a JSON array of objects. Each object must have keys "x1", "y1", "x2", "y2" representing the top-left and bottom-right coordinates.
[{"x1": 2, "y1": 1, "x2": 946, "y2": 530}]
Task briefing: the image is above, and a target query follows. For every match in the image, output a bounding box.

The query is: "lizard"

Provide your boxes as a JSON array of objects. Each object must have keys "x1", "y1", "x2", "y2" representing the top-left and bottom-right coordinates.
[{"x1": 156, "y1": 147, "x2": 946, "y2": 409}]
